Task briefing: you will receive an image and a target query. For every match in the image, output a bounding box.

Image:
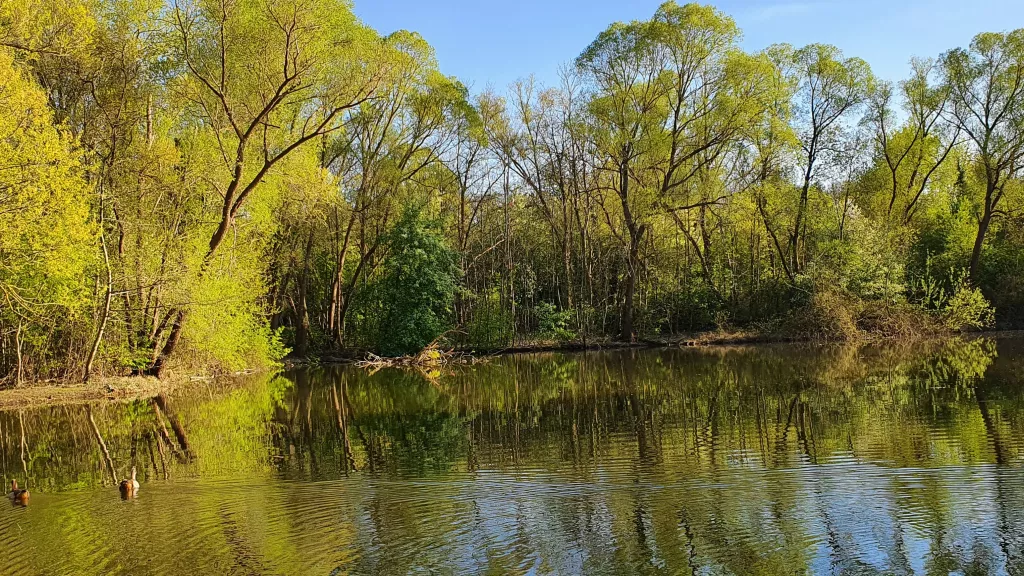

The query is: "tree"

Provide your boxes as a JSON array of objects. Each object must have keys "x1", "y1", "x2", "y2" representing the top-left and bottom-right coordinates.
[
  {"x1": 322, "y1": 33, "x2": 473, "y2": 348},
  {"x1": 0, "y1": 47, "x2": 94, "y2": 382},
  {"x1": 576, "y1": 14, "x2": 665, "y2": 341},
  {"x1": 781, "y1": 43, "x2": 872, "y2": 274},
  {"x1": 866, "y1": 58, "x2": 958, "y2": 226},
  {"x1": 653, "y1": 9, "x2": 776, "y2": 299},
  {"x1": 351, "y1": 209, "x2": 459, "y2": 357},
  {"x1": 149, "y1": 0, "x2": 394, "y2": 375},
  {"x1": 576, "y1": 1, "x2": 766, "y2": 339},
  {"x1": 941, "y1": 30, "x2": 1024, "y2": 281},
  {"x1": 491, "y1": 75, "x2": 592, "y2": 313}
]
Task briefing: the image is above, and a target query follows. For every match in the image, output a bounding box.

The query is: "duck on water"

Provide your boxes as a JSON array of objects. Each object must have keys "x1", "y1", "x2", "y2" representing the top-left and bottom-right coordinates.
[
  {"x1": 8, "y1": 480, "x2": 29, "y2": 506},
  {"x1": 6, "y1": 469, "x2": 138, "y2": 505},
  {"x1": 119, "y1": 467, "x2": 139, "y2": 499}
]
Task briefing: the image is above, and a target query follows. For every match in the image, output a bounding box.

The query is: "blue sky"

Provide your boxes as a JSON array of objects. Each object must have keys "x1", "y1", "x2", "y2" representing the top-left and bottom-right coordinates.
[{"x1": 353, "y1": 0, "x2": 1024, "y2": 92}]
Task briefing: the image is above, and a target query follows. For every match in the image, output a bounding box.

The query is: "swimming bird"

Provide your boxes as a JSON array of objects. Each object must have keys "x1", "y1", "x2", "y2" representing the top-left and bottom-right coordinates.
[
  {"x1": 118, "y1": 466, "x2": 139, "y2": 499},
  {"x1": 8, "y1": 480, "x2": 29, "y2": 505}
]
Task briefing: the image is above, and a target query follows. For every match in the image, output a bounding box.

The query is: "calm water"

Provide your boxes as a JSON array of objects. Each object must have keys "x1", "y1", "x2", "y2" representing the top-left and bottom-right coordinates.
[{"x1": 2, "y1": 338, "x2": 1024, "y2": 575}]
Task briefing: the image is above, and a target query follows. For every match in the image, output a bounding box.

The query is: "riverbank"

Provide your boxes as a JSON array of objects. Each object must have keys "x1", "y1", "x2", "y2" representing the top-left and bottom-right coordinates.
[
  {"x1": 303, "y1": 329, "x2": 783, "y2": 365},
  {"x1": 3, "y1": 329, "x2": 1019, "y2": 410},
  {"x1": 294, "y1": 327, "x2": 1020, "y2": 369},
  {"x1": 0, "y1": 331, "x2": 771, "y2": 408},
  {"x1": 0, "y1": 376, "x2": 181, "y2": 410}
]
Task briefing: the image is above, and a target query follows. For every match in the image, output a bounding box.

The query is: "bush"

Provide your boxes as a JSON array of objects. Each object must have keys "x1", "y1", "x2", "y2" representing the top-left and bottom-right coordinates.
[
  {"x1": 942, "y1": 279, "x2": 994, "y2": 331},
  {"x1": 533, "y1": 302, "x2": 577, "y2": 342},
  {"x1": 857, "y1": 300, "x2": 940, "y2": 338},
  {"x1": 350, "y1": 209, "x2": 459, "y2": 357},
  {"x1": 779, "y1": 289, "x2": 860, "y2": 341},
  {"x1": 912, "y1": 263, "x2": 994, "y2": 331}
]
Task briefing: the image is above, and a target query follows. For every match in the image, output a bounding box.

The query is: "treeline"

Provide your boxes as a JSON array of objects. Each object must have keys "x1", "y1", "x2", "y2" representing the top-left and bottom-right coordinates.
[{"x1": 1, "y1": 0, "x2": 1023, "y2": 381}]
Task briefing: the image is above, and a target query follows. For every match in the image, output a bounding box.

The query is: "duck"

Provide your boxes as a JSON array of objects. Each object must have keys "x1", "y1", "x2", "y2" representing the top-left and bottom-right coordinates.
[
  {"x1": 118, "y1": 466, "x2": 139, "y2": 499},
  {"x1": 8, "y1": 480, "x2": 29, "y2": 505}
]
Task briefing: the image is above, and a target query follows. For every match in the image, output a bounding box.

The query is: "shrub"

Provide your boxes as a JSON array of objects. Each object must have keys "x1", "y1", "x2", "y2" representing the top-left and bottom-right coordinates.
[
  {"x1": 779, "y1": 289, "x2": 860, "y2": 341},
  {"x1": 942, "y1": 278, "x2": 994, "y2": 331},
  {"x1": 912, "y1": 262, "x2": 994, "y2": 331},
  {"x1": 857, "y1": 300, "x2": 940, "y2": 338},
  {"x1": 533, "y1": 302, "x2": 577, "y2": 342},
  {"x1": 350, "y1": 209, "x2": 459, "y2": 357}
]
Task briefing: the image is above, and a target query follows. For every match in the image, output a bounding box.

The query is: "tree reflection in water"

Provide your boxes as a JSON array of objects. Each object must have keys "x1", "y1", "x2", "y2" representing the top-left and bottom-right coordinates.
[{"x1": 2, "y1": 337, "x2": 1024, "y2": 574}]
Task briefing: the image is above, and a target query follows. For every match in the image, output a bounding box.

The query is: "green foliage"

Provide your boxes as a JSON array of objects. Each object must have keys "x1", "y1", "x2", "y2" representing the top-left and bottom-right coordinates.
[
  {"x1": 185, "y1": 270, "x2": 290, "y2": 371},
  {"x1": 811, "y1": 213, "x2": 907, "y2": 303},
  {"x1": 976, "y1": 221, "x2": 1024, "y2": 326},
  {"x1": 0, "y1": 47, "x2": 95, "y2": 380},
  {"x1": 940, "y1": 273, "x2": 995, "y2": 331},
  {"x1": 0, "y1": 48, "x2": 95, "y2": 318},
  {"x1": 4, "y1": 1, "x2": 1024, "y2": 383},
  {"x1": 351, "y1": 209, "x2": 459, "y2": 357},
  {"x1": 533, "y1": 302, "x2": 577, "y2": 342},
  {"x1": 913, "y1": 261, "x2": 995, "y2": 331}
]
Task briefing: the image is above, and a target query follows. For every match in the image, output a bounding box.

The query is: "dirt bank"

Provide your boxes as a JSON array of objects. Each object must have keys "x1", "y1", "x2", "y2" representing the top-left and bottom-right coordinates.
[{"x1": 0, "y1": 376, "x2": 187, "y2": 410}]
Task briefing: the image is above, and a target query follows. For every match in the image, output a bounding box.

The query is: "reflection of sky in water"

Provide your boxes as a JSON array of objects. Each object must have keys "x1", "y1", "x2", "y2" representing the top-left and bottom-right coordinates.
[
  {"x1": 2, "y1": 339, "x2": 1024, "y2": 574},
  {"x1": 314, "y1": 461, "x2": 1024, "y2": 574}
]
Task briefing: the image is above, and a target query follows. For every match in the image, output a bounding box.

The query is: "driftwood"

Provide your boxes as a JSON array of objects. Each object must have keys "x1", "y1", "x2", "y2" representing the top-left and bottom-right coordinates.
[{"x1": 355, "y1": 342, "x2": 484, "y2": 369}]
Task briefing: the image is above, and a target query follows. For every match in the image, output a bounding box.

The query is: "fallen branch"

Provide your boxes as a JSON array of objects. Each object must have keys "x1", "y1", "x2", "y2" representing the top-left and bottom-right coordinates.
[{"x1": 355, "y1": 342, "x2": 484, "y2": 369}]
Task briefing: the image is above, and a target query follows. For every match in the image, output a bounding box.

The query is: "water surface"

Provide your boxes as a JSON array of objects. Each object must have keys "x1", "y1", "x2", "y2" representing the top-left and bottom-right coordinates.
[{"x1": 3, "y1": 338, "x2": 1024, "y2": 575}]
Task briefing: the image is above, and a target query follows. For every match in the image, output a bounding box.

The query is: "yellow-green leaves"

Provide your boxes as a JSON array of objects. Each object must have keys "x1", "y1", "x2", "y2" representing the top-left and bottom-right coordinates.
[
  {"x1": 0, "y1": 48, "x2": 94, "y2": 321},
  {"x1": 941, "y1": 28, "x2": 1024, "y2": 279},
  {"x1": 0, "y1": 0, "x2": 96, "y2": 59},
  {"x1": 783, "y1": 43, "x2": 873, "y2": 153}
]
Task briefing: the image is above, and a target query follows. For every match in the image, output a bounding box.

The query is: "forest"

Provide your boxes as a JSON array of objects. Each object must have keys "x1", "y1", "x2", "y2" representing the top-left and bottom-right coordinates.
[{"x1": 1, "y1": 0, "x2": 1023, "y2": 382}]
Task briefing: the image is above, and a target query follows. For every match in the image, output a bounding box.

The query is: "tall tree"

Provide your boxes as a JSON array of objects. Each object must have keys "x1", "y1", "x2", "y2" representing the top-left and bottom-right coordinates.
[
  {"x1": 941, "y1": 30, "x2": 1024, "y2": 281},
  {"x1": 577, "y1": 1, "x2": 773, "y2": 338},
  {"x1": 321, "y1": 32, "x2": 472, "y2": 347},
  {"x1": 866, "y1": 58, "x2": 959, "y2": 226},
  {"x1": 576, "y1": 14, "x2": 665, "y2": 340},
  {"x1": 149, "y1": 0, "x2": 392, "y2": 375},
  {"x1": 0, "y1": 47, "x2": 94, "y2": 382},
  {"x1": 781, "y1": 43, "x2": 872, "y2": 274}
]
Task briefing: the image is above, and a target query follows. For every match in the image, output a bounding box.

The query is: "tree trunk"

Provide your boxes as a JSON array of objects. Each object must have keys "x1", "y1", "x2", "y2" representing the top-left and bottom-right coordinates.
[
  {"x1": 84, "y1": 231, "x2": 114, "y2": 382},
  {"x1": 969, "y1": 194, "x2": 995, "y2": 283},
  {"x1": 792, "y1": 141, "x2": 817, "y2": 275},
  {"x1": 617, "y1": 156, "x2": 644, "y2": 342},
  {"x1": 792, "y1": 175, "x2": 812, "y2": 275},
  {"x1": 14, "y1": 321, "x2": 23, "y2": 387},
  {"x1": 621, "y1": 259, "x2": 636, "y2": 341},
  {"x1": 147, "y1": 309, "x2": 185, "y2": 378},
  {"x1": 146, "y1": 203, "x2": 234, "y2": 373},
  {"x1": 329, "y1": 209, "x2": 355, "y2": 347},
  {"x1": 295, "y1": 231, "x2": 315, "y2": 357},
  {"x1": 335, "y1": 241, "x2": 379, "y2": 348}
]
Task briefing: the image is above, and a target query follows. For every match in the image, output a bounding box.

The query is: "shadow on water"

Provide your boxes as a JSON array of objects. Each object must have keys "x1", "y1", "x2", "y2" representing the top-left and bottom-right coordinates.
[{"x1": 2, "y1": 337, "x2": 1024, "y2": 574}]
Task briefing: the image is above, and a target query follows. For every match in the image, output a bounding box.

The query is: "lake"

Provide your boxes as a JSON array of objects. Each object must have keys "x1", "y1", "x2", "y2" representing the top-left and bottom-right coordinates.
[{"x1": 2, "y1": 338, "x2": 1024, "y2": 575}]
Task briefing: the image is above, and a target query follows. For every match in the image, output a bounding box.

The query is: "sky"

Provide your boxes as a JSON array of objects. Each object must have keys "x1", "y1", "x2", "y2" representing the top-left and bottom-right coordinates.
[{"x1": 353, "y1": 0, "x2": 1024, "y2": 92}]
